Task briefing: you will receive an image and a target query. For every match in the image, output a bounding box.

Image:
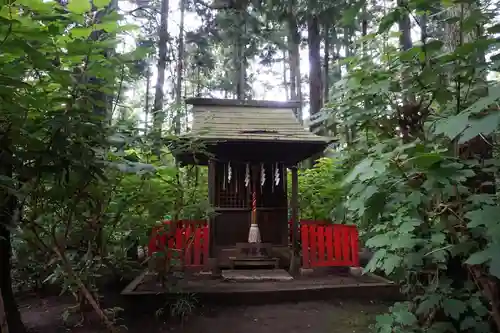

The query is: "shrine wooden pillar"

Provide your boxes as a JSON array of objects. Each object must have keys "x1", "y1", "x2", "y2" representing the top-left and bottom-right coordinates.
[
  {"x1": 289, "y1": 165, "x2": 299, "y2": 273},
  {"x1": 208, "y1": 159, "x2": 216, "y2": 258}
]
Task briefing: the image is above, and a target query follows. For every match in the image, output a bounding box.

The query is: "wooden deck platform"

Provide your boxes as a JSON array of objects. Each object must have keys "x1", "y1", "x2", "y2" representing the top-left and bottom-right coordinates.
[{"x1": 121, "y1": 268, "x2": 400, "y2": 305}]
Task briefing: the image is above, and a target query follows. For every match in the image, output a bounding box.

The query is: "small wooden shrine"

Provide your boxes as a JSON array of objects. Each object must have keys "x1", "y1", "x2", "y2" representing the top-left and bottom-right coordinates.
[{"x1": 170, "y1": 98, "x2": 334, "y2": 269}]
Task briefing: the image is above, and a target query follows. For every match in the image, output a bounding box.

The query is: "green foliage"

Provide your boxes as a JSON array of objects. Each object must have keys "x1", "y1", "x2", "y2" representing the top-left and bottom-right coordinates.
[
  {"x1": 327, "y1": 0, "x2": 500, "y2": 331},
  {"x1": 0, "y1": 0, "x2": 209, "y2": 328},
  {"x1": 293, "y1": 158, "x2": 346, "y2": 221}
]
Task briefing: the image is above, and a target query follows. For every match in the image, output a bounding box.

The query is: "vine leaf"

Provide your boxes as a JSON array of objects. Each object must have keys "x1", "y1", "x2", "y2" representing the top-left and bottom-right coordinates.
[
  {"x1": 489, "y1": 252, "x2": 500, "y2": 279},
  {"x1": 67, "y1": 0, "x2": 92, "y2": 14},
  {"x1": 93, "y1": 0, "x2": 112, "y2": 8},
  {"x1": 433, "y1": 112, "x2": 469, "y2": 140},
  {"x1": 459, "y1": 112, "x2": 500, "y2": 143},
  {"x1": 465, "y1": 249, "x2": 491, "y2": 265},
  {"x1": 382, "y1": 254, "x2": 401, "y2": 275},
  {"x1": 416, "y1": 295, "x2": 441, "y2": 315},
  {"x1": 443, "y1": 299, "x2": 467, "y2": 320}
]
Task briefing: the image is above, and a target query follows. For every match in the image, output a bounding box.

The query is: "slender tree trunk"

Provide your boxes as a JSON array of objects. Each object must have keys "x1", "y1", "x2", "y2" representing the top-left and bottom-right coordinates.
[
  {"x1": 343, "y1": 26, "x2": 354, "y2": 144},
  {"x1": 323, "y1": 23, "x2": 330, "y2": 104},
  {"x1": 0, "y1": 136, "x2": 26, "y2": 333},
  {"x1": 174, "y1": 0, "x2": 185, "y2": 134},
  {"x1": 282, "y1": 45, "x2": 289, "y2": 100},
  {"x1": 308, "y1": 13, "x2": 322, "y2": 118},
  {"x1": 398, "y1": 0, "x2": 413, "y2": 106},
  {"x1": 0, "y1": 286, "x2": 8, "y2": 333},
  {"x1": 144, "y1": 63, "x2": 151, "y2": 134},
  {"x1": 234, "y1": 8, "x2": 247, "y2": 100},
  {"x1": 0, "y1": 225, "x2": 25, "y2": 333},
  {"x1": 308, "y1": 5, "x2": 322, "y2": 163},
  {"x1": 152, "y1": 0, "x2": 169, "y2": 143},
  {"x1": 287, "y1": 0, "x2": 302, "y2": 122}
]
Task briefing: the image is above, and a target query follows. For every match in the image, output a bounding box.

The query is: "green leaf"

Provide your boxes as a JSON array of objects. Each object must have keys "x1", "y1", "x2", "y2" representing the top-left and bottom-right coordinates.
[
  {"x1": 434, "y1": 112, "x2": 469, "y2": 139},
  {"x1": 366, "y1": 233, "x2": 391, "y2": 248},
  {"x1": 93, "y1": 0, "x2": 111, "y2": 8},
  {"x1": 94, "y1": 21, "x2": 122, "y2": 33},
  {"x1": 417, "y1": 295, "x2": 441, "y2": 315},
  {"x1": 407, "y1": 152, "x2": 443, "y2": 169},
  {"x1": 465, "y1": 250, "x2": 491, "y2": 265},
  {"x1": 460, "y1": 317, "x2": 478, "y2": 330},
  {"x1": 464, "y1": 84, "x2": 500, "y2": 115},
  {"x1": 393, "y1": 308, "x2": 417, "y2": 325},
  {"x1": 487, "y1": 23, "x2": 500, "y2": 34},
  {"x1": 425, "y1": 40, "x2": 444, "y2": 52},
  {"x1": 343, "y1": 157, "x2": 374, "y2": 184},
  {"x1": 378, "y1": 9, "x2": 400, "y2": 34},
  {"x1": 67, "y1": 0, "x2": 91, "y2": 14},
  {"x1": 399, "y1": 220, "x2": 419, "y2": 233},
  {"x1": 489, "y1": 252, "x2": 500, "y2": 279},
  {"x1": 382, "y1": 254, "x2": 401, "y2": 275},
  {"x1": 363, "y1": 249, "x2": 386, "y2": 273},
  {"x1": 443, "y1": 298, "x2": 467, "y2": 320},
  {"x1": 465, "y1": 205, "x2": 500, "y2": 228},
  {"x1": 459, "y1": 112, "x2": 500, "y2": 143},
  {"x1": 375, "y1": 313, "x2": 394, "y2": 333},
  {"x1": 70, "y1": 27, "x2": 93, "y2": 39}
]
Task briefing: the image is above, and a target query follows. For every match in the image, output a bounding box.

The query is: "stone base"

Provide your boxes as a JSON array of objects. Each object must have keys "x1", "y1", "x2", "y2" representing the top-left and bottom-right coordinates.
[
  {"x1": 349, "y1": 266, "x2": 364, "y2": 277},
  {"x1": 222, "y1": 269, "x2": 294, "y2": 282},
  {"x1": 299, "y1": 268, "x2": 314, "y2": 276}
]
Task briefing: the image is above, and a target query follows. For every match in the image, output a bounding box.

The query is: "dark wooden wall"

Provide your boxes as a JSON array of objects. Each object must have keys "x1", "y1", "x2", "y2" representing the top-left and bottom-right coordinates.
[{"x1": 211, "y1": 162, "x2": 288, "y2": 248}]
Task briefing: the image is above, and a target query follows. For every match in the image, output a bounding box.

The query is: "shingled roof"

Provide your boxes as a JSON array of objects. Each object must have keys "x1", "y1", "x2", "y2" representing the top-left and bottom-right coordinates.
[{"x1": 183, "y1": 98, "x2": 333, "y2": 145}]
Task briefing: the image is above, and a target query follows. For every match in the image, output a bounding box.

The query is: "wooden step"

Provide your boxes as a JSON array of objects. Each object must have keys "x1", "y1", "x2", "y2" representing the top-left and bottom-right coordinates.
[
  {"x1": 228, "y1": 256, "x2": 279, "y2": 269},
  {"x1": 221, "y1": 269, "x2": 294, "y2": 282}
]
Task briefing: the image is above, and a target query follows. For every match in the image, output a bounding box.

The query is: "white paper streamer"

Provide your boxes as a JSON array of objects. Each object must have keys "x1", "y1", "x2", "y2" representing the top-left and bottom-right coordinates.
[
  {"x1": 245, "y1": 163, "x2": 250, "y2": 188},
  {"x1": 275, "y1": 162, "x2": 280, "y2": 186},
  {"x1": 260, "y1": 163, "x2": 266, "y2": 187}
]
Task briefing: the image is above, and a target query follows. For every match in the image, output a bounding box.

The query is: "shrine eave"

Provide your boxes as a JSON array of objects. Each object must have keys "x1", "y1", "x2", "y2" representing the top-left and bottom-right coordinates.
[{"x1": 169, "y1": 137, "x2": 335, "y2": 166}]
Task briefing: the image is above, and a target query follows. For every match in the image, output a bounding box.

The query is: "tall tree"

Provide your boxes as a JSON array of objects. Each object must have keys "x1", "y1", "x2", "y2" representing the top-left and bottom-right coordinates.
[
  {"x1": 287, "y1": 0, "x2": 302, "y2": 121},
  {"x1": 308, "y1": 0, "x2": 322, "y2": 120},
  {"x1": 152, "y1": 0, "x2": 170, "y2": 145},
  {"x1": 175, "y1": 0, "x2": 186, "y2": 134}
]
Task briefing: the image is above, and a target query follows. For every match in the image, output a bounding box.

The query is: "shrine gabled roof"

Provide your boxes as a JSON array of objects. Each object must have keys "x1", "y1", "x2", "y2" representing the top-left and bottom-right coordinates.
[{"x1": 183, "y1": 98, "x2": 333, "y2": 145}]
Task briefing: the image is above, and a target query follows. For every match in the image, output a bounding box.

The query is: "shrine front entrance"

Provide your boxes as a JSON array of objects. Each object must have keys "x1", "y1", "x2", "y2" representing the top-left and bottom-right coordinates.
[{"x1": 210, "y1": 161, "x2": 289, "y2": 267}]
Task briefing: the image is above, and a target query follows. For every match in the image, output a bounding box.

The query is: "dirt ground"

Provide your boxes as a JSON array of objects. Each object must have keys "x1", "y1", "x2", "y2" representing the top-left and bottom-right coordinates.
[{"x1": 19, "y1": 296, "x2": 387, "y2": 333}]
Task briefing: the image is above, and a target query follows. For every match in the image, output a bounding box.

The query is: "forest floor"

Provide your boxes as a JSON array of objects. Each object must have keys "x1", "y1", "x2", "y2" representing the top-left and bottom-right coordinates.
[{"x1": 19, "y1": 295, "x2": 388, "y2": 333}]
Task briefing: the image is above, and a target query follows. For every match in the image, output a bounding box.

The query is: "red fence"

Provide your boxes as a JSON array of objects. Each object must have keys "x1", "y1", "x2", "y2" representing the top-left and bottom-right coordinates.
[
  {"x1": 148, "y1": 220, "x2": 210, "y2": 269},
  {"x1": 300, "y1": 221, "x2": 359, "y2": 268},
  {"x1": 149, "y1": 219, "x2": 359, "y2": 270}
]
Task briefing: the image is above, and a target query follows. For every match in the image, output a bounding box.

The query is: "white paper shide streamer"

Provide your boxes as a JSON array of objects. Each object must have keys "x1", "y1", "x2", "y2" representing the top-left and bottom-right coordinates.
[
  {"x1": 275, "y1": 163, "x2": 280, "y2": 186},
  {"x1": 245, "y1": 163, "x2": 250, "y2": 188},
  {"x1": 260, "y1": 163, "x2": 265, "y2": 187}
]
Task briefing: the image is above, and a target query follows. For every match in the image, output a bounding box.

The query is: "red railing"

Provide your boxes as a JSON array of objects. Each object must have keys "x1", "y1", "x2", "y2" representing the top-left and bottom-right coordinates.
[
  {"x1": 148, "y1": 220, "x2": 210, "y2": 269},
  {"x1": 300, "y1": 221, "x2": 359, "y2": 268}
]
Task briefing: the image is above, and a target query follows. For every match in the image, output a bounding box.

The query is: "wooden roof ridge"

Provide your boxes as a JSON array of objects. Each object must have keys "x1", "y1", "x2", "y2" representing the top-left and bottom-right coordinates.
[
  {"x1": 184, "y1": 98, "x2": 334, "y2": 145},
  {"x1": 186, "y1": 98, "x2": 301, "y2": 109}
]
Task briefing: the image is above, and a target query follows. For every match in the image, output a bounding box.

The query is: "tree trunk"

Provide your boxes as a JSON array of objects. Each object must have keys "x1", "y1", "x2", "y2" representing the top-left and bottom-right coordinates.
[
  {"x1": 398, "y1": 0, "x2": 414, "y2": 109},
  {"x1": 343, "y1": 26, "x2": 355, "y2": 144},
  {"x1": 144, "y1": 63, "x2": 151, "y2": 134},
  {"x1": 323, "y1": 23, "x2": 330, "y2": 104},
  {"x1": 174, "y1": 0, "x2": 185, "y2": 134},
  {"x1": 287, "y1": 0, "x2": 302, "y2": 122},
  {"x1": 282, "y1": 45, "x2": 289, "y2": 100},
  {"x1": 0, "y1": 136, "x2": 26, "y2": 333},
  {"x1": 308, "y1": 8, "x2": 322, "y2": 164},
  {"x1": 152, "y1": 0, "x2": 169, "y2": 142},
  {"x1": 308, "y1": 13, "x2": 322, "y2": 118}
]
